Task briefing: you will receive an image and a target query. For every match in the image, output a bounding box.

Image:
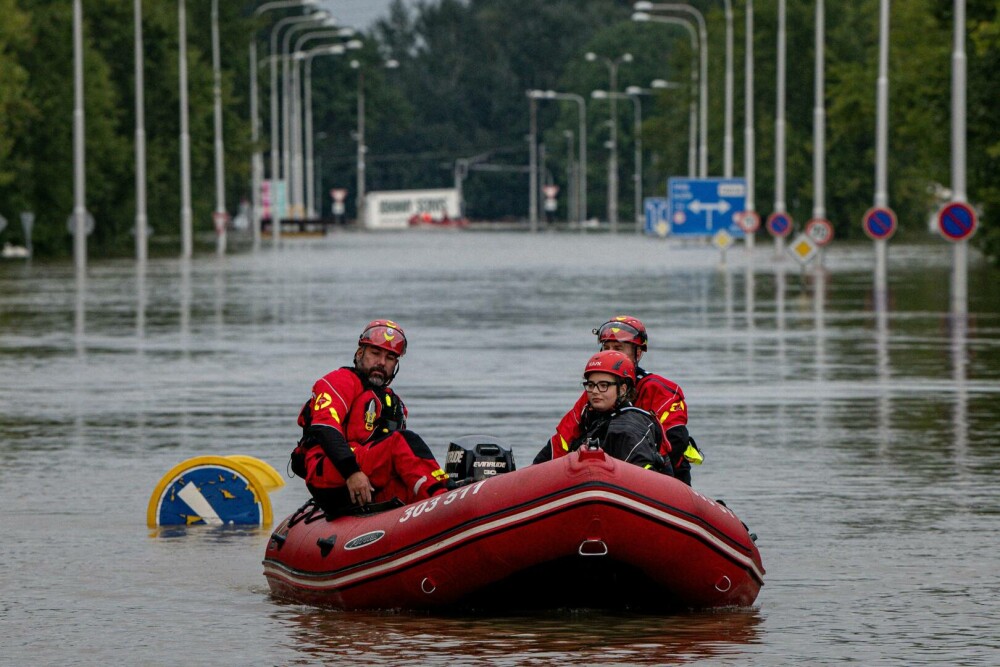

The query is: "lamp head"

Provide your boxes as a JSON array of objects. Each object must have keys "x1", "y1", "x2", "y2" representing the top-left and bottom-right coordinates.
[
  {"x1": 634, "y1": 1, "x2": 654, "y2": 10},
  {"x1": 591, "y1": 90, "x2": 608, "y2": 99},
  {"x1": 585, "y1": 52, "x2": 597, "y2": 62},
  {"x1": 632, "y1": 12, "x2": 651, "y2": 22}
]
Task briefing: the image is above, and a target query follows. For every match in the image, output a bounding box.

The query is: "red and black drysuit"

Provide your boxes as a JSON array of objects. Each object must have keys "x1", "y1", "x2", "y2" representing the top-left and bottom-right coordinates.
[
  {"x1": 534, "y1": 367, "x2": 698, "y2": 484},
  {"x1": 296, "y1": 366, "x2": 448, "y2": 512}
]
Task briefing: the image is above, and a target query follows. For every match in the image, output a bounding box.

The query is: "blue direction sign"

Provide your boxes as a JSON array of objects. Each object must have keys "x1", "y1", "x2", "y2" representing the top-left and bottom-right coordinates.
[
  {"x1": 766, "y1": 212, "x2": 793, "y2": 238},
  {"x1": 862, "y1": 206, "x2": 897, "y2": 241},
  {"x1": 937, "y1": 202, "x2": 977, "y2": 241},
  {"x1": 666, "y1": 178, "x2": 747, "y2": 238},
  {"x1": 644, "y1": 197, "x2": 670, "y2": 237}
]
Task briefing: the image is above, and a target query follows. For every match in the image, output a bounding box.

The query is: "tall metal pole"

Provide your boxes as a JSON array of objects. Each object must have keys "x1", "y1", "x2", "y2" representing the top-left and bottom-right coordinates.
[
  {"x1": 873, "y1": 0, "x2": 891, "y2": 302},
  {"x1": 528, "y1": 93, "x2": 538, "y2": 231},
  {"x1": 73, "y1": 0, "x2": 87, "y2": 271},
  {"x1": 586, "y1": 53, "x2": 632, "y2": 232},
  {"x1": 951, "y1": 0, "x2": 968, "y2": 316},
  {"x1": 609, "y1": 61, "x2": 619, "y2": 232},
  {"x1": 744, "y1": 0, "x2": 756, "y2": 253},
  {"x1": 774, "y1": 0, "x2": 787, "y2": 257},
  {"x1": 354, "y1": 62, "x2": 366, "y2": 225},
  {"x1": 292, "y1": 30, "x2": 355, "y2": 216},
  {"x1": 304, "y1": 55, "x2": 316, "y2": 219},
  {"x1": 179, "y1": 0, "x2": 193, "y2": 259},
  {"x1": 269, "y1": 13, "x2": 322, "y2": 242},
  {"x1": 650, "y1": 5, "x2": 707, "y2": 176},
  {"x1": 564, "y1": 129, "x2": 576, "y2": 224},
  {"x1": 631, "y1": 94, "x2": 643, "y2": 234},
  {"x1": 812, "y1": 0, "x2": 826, "y2": 222},
  {"x1": 302, "y1": 44, "x2": 347, "y2": 219},
  {"x1": 211, "y1": 0, "x2": 227, "y2": 255},
  {"x1": 723, "y1": 0, "x2": 734, "y2": 177},
  {"x1": 134, "y1": 0, "x2": 147, "y2": 262},
  {"x1": 250, "y1": 43, "x2": 262, "y2": 250},
  {"x1": 632, "y1": 14, "x2": 707, "y2": 178}
]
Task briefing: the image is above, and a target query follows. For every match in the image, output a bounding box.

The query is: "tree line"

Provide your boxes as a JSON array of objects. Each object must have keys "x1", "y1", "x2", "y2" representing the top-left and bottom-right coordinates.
[{"x1": 0, "y1": 0, "x2": 997, "y2": 262}]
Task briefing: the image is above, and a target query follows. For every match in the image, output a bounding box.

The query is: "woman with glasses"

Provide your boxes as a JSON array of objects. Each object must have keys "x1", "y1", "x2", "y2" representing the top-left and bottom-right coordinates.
[
  {"x1": 533, "y1": 350, "x2": 672, "y2": 476},
  {"x1": 534, "y1": 315, "x2": 701, "y2": 484}
]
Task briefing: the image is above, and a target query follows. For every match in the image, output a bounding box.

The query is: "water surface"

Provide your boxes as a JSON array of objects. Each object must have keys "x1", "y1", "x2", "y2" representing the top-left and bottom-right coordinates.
[{"x1": 1, "y1": 231, "x2": 998, "y2": 665}]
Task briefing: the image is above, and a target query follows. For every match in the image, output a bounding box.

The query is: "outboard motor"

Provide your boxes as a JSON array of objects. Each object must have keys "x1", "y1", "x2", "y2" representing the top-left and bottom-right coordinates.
[{"x1": 445, "y1": 435, "x2": 516, "y2": 484}]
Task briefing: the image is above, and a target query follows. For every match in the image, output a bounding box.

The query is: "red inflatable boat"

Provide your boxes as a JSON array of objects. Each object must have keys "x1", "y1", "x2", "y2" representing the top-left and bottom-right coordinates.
[{"x1": 263, "y1": 442, "x2": 764, "y2": 611}]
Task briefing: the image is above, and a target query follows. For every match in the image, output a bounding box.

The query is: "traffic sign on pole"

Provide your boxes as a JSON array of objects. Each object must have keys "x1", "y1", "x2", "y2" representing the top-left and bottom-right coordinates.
[
  {"x1": 805, "y1": 218, "x2": 834, "y2": 246},
  {"x1": 862, "y1": 206, "x2": 896, "y2": 241},
  {"x1": 766, "y1": 211, "x2": 793, "y2": 238},
  {"x1": 787, "y1": 233, "x2": 819, "y2": 265},
  {"x1": 644, "y1": 197, "x2": 670, "y2": 237},
  {"x1": 936, "y1": 201, "x2": 976, "y2": 241},
  {"x1": 736, "y1": 210, "x2": 761, "y2": 233},
  {"x1": 667, "y1": 178, "x2": 747, "y2": 237}
]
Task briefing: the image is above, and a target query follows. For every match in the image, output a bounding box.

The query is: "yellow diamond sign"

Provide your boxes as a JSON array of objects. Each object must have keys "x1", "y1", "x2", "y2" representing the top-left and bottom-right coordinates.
[
  {"x1": 787, "y1": 233, "x2": 819, "y2": 265},
  {"x1": 712, "y1": 229, "x2": 735, "y2": 250}
]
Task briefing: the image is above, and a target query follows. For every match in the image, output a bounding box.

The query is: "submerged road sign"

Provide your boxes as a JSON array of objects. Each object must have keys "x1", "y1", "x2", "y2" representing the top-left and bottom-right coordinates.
[{"x1": 667, "y1": 178, "x2": 746, "y2": 238}]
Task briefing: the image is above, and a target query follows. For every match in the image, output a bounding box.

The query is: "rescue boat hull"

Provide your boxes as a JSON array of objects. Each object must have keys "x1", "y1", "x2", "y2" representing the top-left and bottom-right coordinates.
[{"x1": 262, "y1": 448, "x2": 765, "y2": 611}]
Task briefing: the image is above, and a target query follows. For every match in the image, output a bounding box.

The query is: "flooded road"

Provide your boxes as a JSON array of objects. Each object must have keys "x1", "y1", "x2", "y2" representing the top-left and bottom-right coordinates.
[{"x1": 2, "y1": 231, "x2": 999, "y2": 665}]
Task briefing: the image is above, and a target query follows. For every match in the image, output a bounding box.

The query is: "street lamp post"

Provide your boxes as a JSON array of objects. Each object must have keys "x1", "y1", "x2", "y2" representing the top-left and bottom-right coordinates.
[
  {"x1": 633, "y1": 12, "x2": 702, "y2": 177},
  {"x1": 133, "y1": 0, "x2": 147, "y2": 262},
  {"x1": 625, "y1": 86, "x2": 651, "y2": 234},
  {"x1": 585, "y1": 51, "x2": 632, "y2": 233},
  {"x1": 593, "y1": 89, "x2": 646, "y2": 235},
  {"x1": 268, "y1": 11, "x2": 326, "y2": 242},
  {"x1": 282, "y1": 16, "x2": 334, "y2": 220},
  {"x1": 527, "y1": 90, "x2": 587, "y2": 230},
  {"x1": 178, "y1": 0, "x2": 193, "y2": 259},
  {"x1": 211, "y1": 0, "x2": 226, "y2": 255},
  {"x1": 291, "y1": 30, "x2": 358, "y2": 217},
  {"x1": 564, "y1": 129, "x2": 576, "y2": 224},
  {"x1": 633, "y1": 4, "x2": 708, "y2": 177},
  {"x1": 873, "y1": 0, "x2": 891, "y2": 302},
  {"x1": 350, "y1": 58, "x2": 399, "y2": 226},
  {"x1": 950, "y1": 0, "x2": 969, "y2": 315},
  {"x1": 73, "y1": 0, "x2": 86, "y2": 270},
  {"x1": 744, "y1": 0, "x2": 757, "y2": 253},
  {"x1": 638, "y1": 0, "x2": 732, "y2": 175},
  {"x1": 250, "y1": 1, "x2": 317, "y2": 251},
  {"x1": 527, "y1": 93, "x2": 538, "y2": 229},
  {"x1": 812, "y1": 0, "x2": 826, "y2": 228},
  {"x1": 296, "y1": 42, "x2": 353, "y2": 218},
  {"x1": 775, "y1": 0, "x2": 788, "y2": 257}
]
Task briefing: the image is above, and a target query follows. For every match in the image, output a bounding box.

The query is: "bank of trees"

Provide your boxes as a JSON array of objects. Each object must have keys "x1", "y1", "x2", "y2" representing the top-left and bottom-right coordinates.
[{"x1": 0, "y1": 0, "x2": 997, "y2": 262}]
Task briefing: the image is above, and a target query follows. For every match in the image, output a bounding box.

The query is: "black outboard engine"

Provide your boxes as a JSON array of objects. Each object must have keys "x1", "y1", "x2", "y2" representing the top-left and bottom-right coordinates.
[{"x1": 445, "y1": 435, "x2": 517, "y2": 484}]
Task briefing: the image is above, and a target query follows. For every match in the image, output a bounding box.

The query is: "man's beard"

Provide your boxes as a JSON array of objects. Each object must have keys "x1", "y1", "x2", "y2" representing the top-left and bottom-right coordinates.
[{"x1": 365, "y1": 368, "x2": 387, "y2": 387}]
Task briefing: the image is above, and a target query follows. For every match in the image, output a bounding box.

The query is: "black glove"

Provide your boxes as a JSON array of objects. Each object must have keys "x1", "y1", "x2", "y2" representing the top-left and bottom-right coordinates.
[{"x1": 380, "y1": 391, "x2": 406, "y2": 432}]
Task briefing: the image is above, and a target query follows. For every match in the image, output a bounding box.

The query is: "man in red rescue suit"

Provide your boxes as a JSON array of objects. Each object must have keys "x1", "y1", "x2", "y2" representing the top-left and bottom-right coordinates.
[
  {"x1": 296, "y1": 320, "x2": 450, "y2": 513},
  {"x1": 533, "y1": 315, "x2": 703, "y2": 485}
]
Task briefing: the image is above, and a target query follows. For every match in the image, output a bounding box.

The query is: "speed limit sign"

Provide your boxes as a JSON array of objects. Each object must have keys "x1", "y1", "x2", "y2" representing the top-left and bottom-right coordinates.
[{"x1": 805, "y1": 218, "x2": 834, "y2": 246}]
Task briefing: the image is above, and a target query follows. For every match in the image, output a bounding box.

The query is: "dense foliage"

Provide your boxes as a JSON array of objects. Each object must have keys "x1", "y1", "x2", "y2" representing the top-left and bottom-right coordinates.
[{"x1": 0, "y1": 0, "x2": 996, "y2": 260}]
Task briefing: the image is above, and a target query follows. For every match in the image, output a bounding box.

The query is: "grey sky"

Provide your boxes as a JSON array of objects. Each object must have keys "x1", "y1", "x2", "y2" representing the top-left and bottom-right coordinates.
[{"x1": 319, "y1": 0, "x2": 398, "y2": 30}]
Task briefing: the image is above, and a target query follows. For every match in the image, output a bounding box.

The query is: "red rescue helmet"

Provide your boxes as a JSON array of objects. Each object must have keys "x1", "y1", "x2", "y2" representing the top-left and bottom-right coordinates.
[
  {"x1": 358, "y1": 319, "x2": 407, "y2": 356},
  {"x1": 584, "y1": 350, "x2": 636, "y2": 385},
  {"x1": 593, "y1": 316, "x2": 648, "y2": 351}
]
